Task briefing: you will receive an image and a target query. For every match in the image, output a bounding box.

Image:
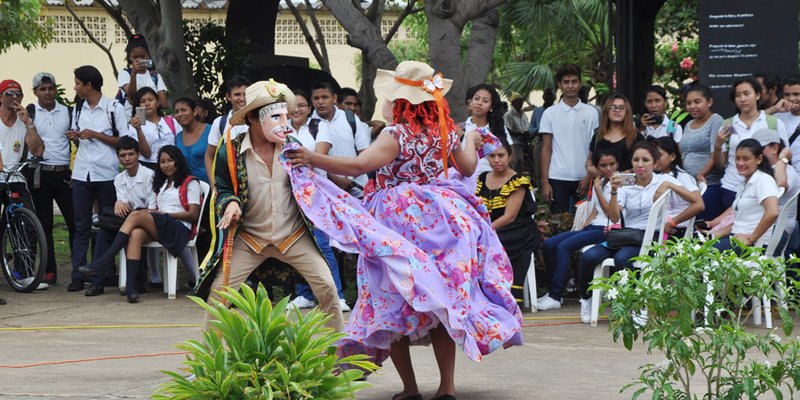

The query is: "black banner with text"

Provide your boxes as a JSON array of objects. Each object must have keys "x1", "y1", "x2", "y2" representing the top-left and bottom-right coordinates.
[{"x1": 699, "y1": 0, "x2": 798, "y2": 117}]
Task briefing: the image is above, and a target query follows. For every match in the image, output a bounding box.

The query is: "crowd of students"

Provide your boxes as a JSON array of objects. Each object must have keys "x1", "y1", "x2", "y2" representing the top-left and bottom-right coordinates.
[{"x1": 0, "y1": 34, "x2": 796, "y2": 342}]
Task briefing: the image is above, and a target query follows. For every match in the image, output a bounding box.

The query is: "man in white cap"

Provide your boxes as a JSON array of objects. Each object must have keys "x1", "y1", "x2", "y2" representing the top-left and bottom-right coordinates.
[
  {"x1": 194, "y1": 79, "x2": 344, "y2": 331},
  {"x1": 28, "y1": 72, "x2": 76, "y2": 285}
]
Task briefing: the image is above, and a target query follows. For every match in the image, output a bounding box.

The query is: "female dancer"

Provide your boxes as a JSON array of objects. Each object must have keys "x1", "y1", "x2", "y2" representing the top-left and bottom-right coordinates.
[{"x1": 286, "y1": 61, "x2": 521, "y2": 400}]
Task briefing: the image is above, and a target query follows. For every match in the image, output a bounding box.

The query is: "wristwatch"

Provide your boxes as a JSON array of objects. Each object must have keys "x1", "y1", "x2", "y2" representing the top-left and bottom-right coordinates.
[{"x1": 780, "y1": 157, "x2": 790, "y2": 165}]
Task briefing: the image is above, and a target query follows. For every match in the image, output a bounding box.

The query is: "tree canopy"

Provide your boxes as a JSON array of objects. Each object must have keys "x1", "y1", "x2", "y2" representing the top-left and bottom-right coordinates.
[{"x1": 0, "y1": 0, "x2": 53, "y2": 54}]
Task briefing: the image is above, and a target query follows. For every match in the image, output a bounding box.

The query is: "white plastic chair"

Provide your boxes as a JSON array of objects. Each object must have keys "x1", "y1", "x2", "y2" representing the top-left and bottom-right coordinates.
[
  {"x1": 683, "y1": 182, "x2": 708, "y2": 239},
  {"x1": 759, "y1": 189, "x2": 800, "y2": 329},
  {"x1": 589, "y1": 190, "x2": 671, "y2": 326},
  {"x1": 522, "y1": 187, "x2": 538, "y2": 312},
  {"x1": 119, "y1": 181, "x2": 210, "y2": 299}
]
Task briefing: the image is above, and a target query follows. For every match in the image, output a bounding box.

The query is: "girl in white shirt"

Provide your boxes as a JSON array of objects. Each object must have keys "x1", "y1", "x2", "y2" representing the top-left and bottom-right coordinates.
[
  {"x1": 80, "y1": 146, "x2": 201, "y2": 304},
  {"x1": 651, "y1": 136, "x2": 704, "y2": 237},
  {"x1": 117, "y1": 35, "x2": 169, "y2": 115},
  {"x1": 130, "y1": 87, "x2": 177, "y2": 169},
  {"x1": 460, "y1": 84, "x2": 513, "y2": 178},
  {"x1": 539, "y1": 149, "x2": 621, "y2": 314},
  {"x1": 706, "y1": 139, "x2": 779, "y2": 251},
  {"x1": 577, "y1": 141, "x2": 701, "y2": 321}
]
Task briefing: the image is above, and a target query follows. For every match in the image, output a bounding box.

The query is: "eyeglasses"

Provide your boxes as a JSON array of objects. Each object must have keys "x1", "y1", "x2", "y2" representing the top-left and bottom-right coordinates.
[
  {"x1": 609, "y1": 105, "x2": 626, "y2": 112},
  {"x1": 296, "y1": 103, "x2": 309, "y2": 109},
  {"x1": 3, "y1": 91, "x2": 22, "y2": 98}
]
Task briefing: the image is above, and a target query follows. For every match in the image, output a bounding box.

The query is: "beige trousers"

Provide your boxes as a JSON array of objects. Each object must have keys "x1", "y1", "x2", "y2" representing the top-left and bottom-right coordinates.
[{"x1": 204, "y1": 233, "x2": 344, "y2": 331}]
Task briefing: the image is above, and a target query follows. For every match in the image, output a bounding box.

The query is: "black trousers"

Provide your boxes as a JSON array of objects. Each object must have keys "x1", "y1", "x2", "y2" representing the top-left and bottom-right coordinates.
[{"x1": 29, "y1": 169, "x2": 75, "y2": 275}]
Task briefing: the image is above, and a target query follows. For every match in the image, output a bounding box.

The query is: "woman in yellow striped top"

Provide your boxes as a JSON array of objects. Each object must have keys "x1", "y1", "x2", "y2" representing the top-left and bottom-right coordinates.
[{"x1": 476, "y1": 143, "x2": 540, "y2": 302}]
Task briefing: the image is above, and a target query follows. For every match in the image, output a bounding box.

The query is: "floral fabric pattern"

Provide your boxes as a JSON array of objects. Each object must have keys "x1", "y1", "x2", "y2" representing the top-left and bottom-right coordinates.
[{"x1": 280, "y1": 126, "x2": 523, "y2": 365}]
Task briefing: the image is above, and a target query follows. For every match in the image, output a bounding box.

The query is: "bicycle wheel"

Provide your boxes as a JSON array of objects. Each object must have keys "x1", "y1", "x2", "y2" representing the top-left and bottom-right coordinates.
[{"x1": 0, "y1": 207, "x2": 47, "y2": 292}]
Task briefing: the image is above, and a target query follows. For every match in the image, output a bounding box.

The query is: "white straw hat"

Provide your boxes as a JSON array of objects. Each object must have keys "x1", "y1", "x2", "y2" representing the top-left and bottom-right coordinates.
[{"x1": 373, "y1": 61, "x2": 453, "y2": 105}]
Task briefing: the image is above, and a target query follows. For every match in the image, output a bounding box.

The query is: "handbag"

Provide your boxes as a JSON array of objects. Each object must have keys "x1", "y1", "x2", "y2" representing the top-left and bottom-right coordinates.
[
  {"x1": 606, "y1": 227, "x2": 646, "y2": 249},
  {"x1": 95, "y1": 206, "x2": 125, "y2": 232}
]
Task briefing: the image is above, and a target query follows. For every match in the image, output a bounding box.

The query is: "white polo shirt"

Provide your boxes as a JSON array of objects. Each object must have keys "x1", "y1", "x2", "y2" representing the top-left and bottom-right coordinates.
[
  {"x1": 313, "y1": 108, "x2": 370, "y2": 196},
  {"x1": 117, "y1": 69, "x2": 168, "y2": 119},
  {"x1": 71, "y1": 96, "x2": 132, "y2": 182},
  {"x1": 207, "y1": 110, "x2": 249, "y2": 147},
  {"x1": 778, "y1": 163, "x2": 800, "y2": 234},
  {"x1": 775, "y1": 111, "x2": 800, "y2": 175},
  {"x1": 114, "y1": 165, "x2": 155, "y2": 210},
  {"x1": 155, "y1": 179, "x2": 201, "y2": 229},
  {"x1": 617, "y1": 173, "x2": 678, "y2": 230},
  {"x1": 540, "y1": 100, "x2": 599, "y2": 181},
  {"x1": 288, "y1": 119, "x2": 328, "y2": 177},
  {"x1": 731, "y1": 169, "x2": 779, "y2": 242},
  {"x1": 721, "y1": 112, "x2": 788, "y2": 191},
  {"x1": 32, "y1": 102, "x2": 71, "y2": 166},
  {"x1": 644, "y1": 116, "x2": 683, "y2": 143},
  {"x1": 130, "y1": 117, "x2": 178, "y2": 164},
  {"x1": 665, "y1": 169, "x2": 699, "y2": 228},
  {"x1": 588, "y1": 181, "x2": 612, "y2": 227}
]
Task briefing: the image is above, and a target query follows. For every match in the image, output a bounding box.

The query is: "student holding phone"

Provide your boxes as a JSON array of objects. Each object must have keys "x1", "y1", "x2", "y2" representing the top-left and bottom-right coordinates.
[
  {"x1": 577, "y1": 141, "x2": 702, "y2": 317},
  {"x1": 117, "y1": 35, "x2": 168, "y2": 120},
  {"x1": 641, "y1": 85, "x2": 683, "y2": 142},
  {"x1": 129, "y1": 87, "x2": 176, "y2": 170}
]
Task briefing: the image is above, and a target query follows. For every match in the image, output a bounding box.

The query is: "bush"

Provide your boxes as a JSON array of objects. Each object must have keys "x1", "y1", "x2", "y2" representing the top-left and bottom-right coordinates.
[
  {"x1": 153, "y1": 284, "x2": 377, "y2": 399},
  {"x1": 592, "y1": 237, "x2": 800, "y2": 399}
]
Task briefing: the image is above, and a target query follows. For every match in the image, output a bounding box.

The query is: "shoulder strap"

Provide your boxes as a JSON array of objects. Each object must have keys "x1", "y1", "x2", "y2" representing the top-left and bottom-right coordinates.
[
  {"x1": 218, "y1": 112, "x2": 228, "y2": 136},
  {"x1": 344, "y1": 109, "x2": 357, "y2": 135},
  {"x1": 115, "y1": 68, "x2": 132, "y2": 104},
  {"x1": 74, "y1": 98, "x2": 85, "y2": 131},
  {"x1": 108, "y1": 100, "x2": 120, "y2": 137},
  {"x1": 148, "y1": 70, "x2": 159, "y2": 87},
  {"x1": 308, "y1": 118, "x2": 320, "y2": 139},
  {"x1": 164, "y1": 116, "x2": 177, "y2": 135},
  {"x1": 179, "y1": 176, "x2": 202, "y2": 238},
  {"x1": 767, "y1": 114, "x2": 778, "y2": 130},
  {"x1": 26, "y1": 104, "x2": 36, "y2": 122},
  {"x1": 789, "y1": 124, "x2": 800, "y2": 146},
  {"x1": 67, "y1": 105, "x2": 73, "y2": 129}
]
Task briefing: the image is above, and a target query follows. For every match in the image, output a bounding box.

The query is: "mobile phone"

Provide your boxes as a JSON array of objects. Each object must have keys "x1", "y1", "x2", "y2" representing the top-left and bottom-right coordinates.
[
  {"x1": 650, "y1": 114, "x2": 664, "y2": 125},
  {"x1": 618, "y1": 173, "x2": 636, "y2": 186},
  {"x1": 135, "y1": 106, "x2": 146, "y2": 122},
  {"x1": 141, "y1": 59, "x2": 154, "y2": 69},
  {"x1": 694, "y1": 219, "x2": 709, "y2": 231}
]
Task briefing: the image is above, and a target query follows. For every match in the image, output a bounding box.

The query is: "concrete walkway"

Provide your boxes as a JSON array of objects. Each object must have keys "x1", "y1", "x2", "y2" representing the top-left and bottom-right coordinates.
[{"x1": 0, "y1": 282, "x2": 659, "y2": 399}]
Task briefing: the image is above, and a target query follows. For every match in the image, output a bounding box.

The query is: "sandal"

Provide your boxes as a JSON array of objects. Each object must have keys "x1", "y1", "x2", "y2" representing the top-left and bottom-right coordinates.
[{"x1": 391, "y1": 394, "x2": 423, "y2": 400}]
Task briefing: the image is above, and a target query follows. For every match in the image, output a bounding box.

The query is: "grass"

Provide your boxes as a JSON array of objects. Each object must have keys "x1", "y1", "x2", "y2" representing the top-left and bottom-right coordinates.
[{"x1": 52, "y1": 215, "x2": 72, "y2": 269}]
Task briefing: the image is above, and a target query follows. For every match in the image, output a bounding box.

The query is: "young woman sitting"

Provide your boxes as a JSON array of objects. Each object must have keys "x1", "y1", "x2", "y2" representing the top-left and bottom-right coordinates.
[
  {"x1": 81, "y1": 145, "x2": 201, "y2": 303},
  {"x1": 651, "y1": 136, "x2": 704, "y2": 238},
  {"x1": 539, "y1": 149, "x2": 621, "y2": 313},
  {"x1": 705, "y1": 138, "x2": 780, "y2": 251},
  {"x1": 476, "y1": 142, "x2": 540, "y2": 304}
]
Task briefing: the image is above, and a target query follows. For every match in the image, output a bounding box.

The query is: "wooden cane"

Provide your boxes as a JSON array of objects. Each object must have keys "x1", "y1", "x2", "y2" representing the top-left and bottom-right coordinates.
[{"x1": 220, "y1": 220, "x2": 237, "y2": 307}]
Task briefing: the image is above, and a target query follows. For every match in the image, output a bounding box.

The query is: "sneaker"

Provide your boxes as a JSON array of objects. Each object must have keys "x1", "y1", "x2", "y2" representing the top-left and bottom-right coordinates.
[
  {"x1": 43, "y1": 272, "x2": 56, "y2": 285},
  {"x1": 288, "y1": 296, "x2": 315, "y2": 310},
  {"x1": 91, "y1": 213, "x2": 100, "y2": 227},
  {"x1": 536, "y1": 296, "x2": 562, "y2": 311},
  {"x1": 579, "y1": 299, "x2": 592, "y2": 324},
  {"x1": 18, "y1": 277, "x2": 48, "y2": 290},
  {"x1": 339, "y1": 298, "x2": 351, "y2": 312},
  {"x1": 538, "y1": 293, "x2": 565, "y2": 305}
]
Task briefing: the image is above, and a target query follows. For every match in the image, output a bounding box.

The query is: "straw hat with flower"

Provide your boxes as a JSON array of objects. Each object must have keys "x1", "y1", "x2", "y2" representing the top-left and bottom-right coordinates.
[{"x1": 230, "y1": 79, "x2": 295, "y2": 126}]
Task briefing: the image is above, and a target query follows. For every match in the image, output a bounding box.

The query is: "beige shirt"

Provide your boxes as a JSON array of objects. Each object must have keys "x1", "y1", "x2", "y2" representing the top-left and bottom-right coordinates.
[{"x1": 239, "y1": 133, "x2": 305, "y2": 253}]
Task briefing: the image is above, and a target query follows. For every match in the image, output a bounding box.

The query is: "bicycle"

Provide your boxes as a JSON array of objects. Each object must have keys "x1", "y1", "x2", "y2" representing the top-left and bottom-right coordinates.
[{"x1": 0, "y1": 158, "x2": 47, "y2": 292}]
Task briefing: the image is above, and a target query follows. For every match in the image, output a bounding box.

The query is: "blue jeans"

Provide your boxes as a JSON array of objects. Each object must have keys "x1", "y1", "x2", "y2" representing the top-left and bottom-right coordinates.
[
  {"x1": 578, "y1": 244, "x2": 639, "y2": 299},
  {"x1": 542, "y1": 225, "x2": 606, "y2": 300},
  {"x1": 71, "y1": 179, "x2": 116, "y2": 284},
  {"x1": 296, "y1": 228, "x2": 344, "y2": 300},
  {"x1": 700, "y1": 183, "x2": 725, "y2": 221}
]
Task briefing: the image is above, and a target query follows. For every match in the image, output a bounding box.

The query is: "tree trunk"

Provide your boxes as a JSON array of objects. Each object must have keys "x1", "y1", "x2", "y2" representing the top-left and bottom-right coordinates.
[
  {"x1": 321, "y1": 0, "x2": 398, "y2": 69},
  {"x1": 117, "y1": 0, "x2": 197, "y2": 104},
  {"x1": 462, "y1": 10, "x2": 499, "y2": 95},
  {"x1": 360, "y1": 53, "x2": 379, "y2": 118},
  {"x1": 426, "y1": 0, "x2": 505, "y2": 121}
]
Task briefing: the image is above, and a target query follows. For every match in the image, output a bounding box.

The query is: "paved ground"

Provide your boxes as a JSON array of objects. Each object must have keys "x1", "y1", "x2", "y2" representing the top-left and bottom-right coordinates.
[{"x1": 0, "y1": 276, "x2": 665, "y2": 400}]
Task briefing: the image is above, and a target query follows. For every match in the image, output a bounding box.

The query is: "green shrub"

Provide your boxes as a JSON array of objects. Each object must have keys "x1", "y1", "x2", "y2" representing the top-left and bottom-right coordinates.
[
  {"x1": 153, "y1": 284, "x2": 377, "y2": 399},
  {"x1": 592, "y1": 237, "x2": 800, "y2": 399}
]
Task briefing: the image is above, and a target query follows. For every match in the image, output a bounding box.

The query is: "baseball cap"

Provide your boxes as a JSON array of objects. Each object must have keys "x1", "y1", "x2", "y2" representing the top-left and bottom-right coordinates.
[
  {"x1": 751, "y1": 128, "x2": 783, "y2": 147},
  {"x1": 0, "y1": 80, "x2": 22, "y2": 94},
  {"x1": 32, "y1": 72, "x2": 56, "y2": 89}
]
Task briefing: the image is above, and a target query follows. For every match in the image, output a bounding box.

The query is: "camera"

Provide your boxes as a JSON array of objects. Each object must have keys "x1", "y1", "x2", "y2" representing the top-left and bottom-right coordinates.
[
  {"x1": 650, "y1": 114, "x2": 664, "y2": 125},
  {"x1": 617, "y1": 173, "x2": 636, "y2": 186},
  {"x1": 140, "y1": 59, "x2": 155, "y2": 69}
]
